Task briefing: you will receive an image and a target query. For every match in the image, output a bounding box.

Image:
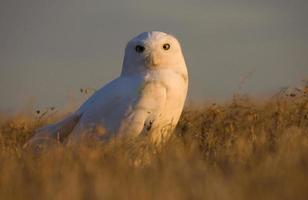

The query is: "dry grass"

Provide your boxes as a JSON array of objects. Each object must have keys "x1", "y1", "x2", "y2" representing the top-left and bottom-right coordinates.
[{"x1": 0, "y1": 93, "x2": 308, "y2": 200}]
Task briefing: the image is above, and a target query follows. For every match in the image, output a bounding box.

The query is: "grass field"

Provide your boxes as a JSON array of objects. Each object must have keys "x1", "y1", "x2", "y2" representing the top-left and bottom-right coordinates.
[{"x1": 0, "y1": 92, "x2": 308, "y2": 200}]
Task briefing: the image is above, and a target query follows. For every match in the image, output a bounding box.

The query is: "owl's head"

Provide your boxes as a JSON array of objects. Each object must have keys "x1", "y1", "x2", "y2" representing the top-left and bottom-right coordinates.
[{"x1": 121, "y1": 31, "x2": 187, "y2": 75}]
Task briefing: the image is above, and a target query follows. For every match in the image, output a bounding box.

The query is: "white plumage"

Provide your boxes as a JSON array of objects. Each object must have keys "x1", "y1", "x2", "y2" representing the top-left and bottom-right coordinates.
[{"x1": 26, "y1": 31, "x2": 188, "y2": 147}]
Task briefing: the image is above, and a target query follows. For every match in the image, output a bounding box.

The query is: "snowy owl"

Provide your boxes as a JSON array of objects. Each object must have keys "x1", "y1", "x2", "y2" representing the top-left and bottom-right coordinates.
[{"x1": 25, "y1": 31, "x2": 188, "y2": 147}]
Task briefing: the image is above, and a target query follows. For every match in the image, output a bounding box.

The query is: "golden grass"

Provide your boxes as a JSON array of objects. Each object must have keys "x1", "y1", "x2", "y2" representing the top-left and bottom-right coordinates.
[{"x1": 0, "y1": 94, "x2": 308, "y2": 200}]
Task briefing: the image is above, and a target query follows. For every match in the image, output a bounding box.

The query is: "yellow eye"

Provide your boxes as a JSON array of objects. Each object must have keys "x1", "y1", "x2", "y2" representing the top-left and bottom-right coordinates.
[
  {"x1": 163, "y1": 43, "x2": 170, "y2": 50},
  {"x1": 135, "y1": 45, "x2": 145, "y2": 53}
]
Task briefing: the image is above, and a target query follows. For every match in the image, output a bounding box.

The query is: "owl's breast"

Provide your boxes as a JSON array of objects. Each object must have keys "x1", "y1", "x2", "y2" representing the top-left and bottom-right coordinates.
[{"x1": 144, "y1": 69, "x2": 188, "y2": 142}]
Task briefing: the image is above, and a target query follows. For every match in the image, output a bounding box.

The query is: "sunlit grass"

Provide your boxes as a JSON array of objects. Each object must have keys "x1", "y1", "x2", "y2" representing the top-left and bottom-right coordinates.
[{"x1": 0, "y1": 91, "x2": 308, "y2": 199}]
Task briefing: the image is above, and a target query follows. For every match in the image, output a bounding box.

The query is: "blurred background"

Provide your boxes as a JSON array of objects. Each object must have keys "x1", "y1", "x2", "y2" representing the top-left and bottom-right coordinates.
[{"x1": 0, "y1": 0, "x2": 307, "y2": 112}]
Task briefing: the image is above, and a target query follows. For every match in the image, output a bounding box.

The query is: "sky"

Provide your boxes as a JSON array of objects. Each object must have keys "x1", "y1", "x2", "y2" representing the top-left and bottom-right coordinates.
[{"x1": 0, "y1": 0, "x2": 307, "y2": 112}]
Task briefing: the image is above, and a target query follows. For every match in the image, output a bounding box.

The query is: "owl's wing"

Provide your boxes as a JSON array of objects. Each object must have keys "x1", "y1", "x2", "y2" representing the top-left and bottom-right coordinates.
[
  {"x1": 118, "y1": 82, "x2": 167, "y2": 137},
  {"x1": 23, "y1": 112, "x2": 83, "y2": 150}
]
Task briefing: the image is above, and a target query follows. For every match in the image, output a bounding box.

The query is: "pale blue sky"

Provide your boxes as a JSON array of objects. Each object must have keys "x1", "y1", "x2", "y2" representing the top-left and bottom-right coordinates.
[{"x1": 0, "y1": 0, "x2": 307, "y2": 112}]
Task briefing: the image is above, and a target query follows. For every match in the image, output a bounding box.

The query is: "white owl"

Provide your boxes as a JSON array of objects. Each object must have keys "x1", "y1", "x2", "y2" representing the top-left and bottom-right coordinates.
[{"x1": 25, "y1": 31, "x2": 188, "y2": 147}]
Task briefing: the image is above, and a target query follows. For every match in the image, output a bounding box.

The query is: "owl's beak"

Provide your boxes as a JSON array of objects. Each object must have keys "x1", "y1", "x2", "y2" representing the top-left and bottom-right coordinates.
[{"x1": 145, "y1": 53, "x2": 160, "y2": 67}]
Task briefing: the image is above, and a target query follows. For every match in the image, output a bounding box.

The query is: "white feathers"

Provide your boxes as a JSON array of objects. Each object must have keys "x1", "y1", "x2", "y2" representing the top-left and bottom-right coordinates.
[{"x1": 26, "y1": 31, "x2": 188, "y2": 146}]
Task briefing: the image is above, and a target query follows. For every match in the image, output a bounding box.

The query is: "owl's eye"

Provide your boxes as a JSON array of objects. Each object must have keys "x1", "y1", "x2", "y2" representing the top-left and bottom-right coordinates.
[
  {"x1": 163, "y1": 43, "x2": 170, "y2": 50},
  {"x1": 135, "y1": 45, "x2": 145, "y2": 53}
]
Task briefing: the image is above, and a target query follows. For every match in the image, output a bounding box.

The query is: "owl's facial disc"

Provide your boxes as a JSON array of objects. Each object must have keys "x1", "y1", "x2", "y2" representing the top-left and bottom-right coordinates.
[
  {"x1": 122, "y1": 31, "x2": 185, "y2": 75},
  {"x1": 132, "y1": 32, "x2": 178, "y2": 68}
]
